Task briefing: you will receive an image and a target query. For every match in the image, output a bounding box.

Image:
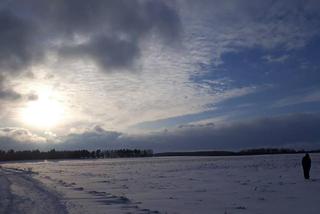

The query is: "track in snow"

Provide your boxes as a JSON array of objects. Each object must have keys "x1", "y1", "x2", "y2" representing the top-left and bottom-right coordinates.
[{"x1": 0, "y1": 168, "x2": 67, "y2": 214}]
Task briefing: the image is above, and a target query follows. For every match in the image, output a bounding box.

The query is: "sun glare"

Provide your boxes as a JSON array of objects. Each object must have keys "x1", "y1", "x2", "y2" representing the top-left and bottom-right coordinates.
[{"x1": 20, "y1": 88, "x2": 65, "y2": 130}]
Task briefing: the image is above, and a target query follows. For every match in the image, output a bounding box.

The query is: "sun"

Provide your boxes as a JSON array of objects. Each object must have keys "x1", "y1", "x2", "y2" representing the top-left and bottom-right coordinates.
[{"x1": 20, "y1": 88, "x2": 65, "y2": 130}]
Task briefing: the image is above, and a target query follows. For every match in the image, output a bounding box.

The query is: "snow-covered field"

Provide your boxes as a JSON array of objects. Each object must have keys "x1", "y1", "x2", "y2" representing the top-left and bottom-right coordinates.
[{"x1": 1, "y1": 154, "x2": 320, "y2": 214}]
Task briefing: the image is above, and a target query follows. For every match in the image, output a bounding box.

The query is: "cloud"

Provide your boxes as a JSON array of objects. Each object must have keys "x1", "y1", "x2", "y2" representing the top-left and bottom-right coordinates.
[
  {"x1": 0, "y1": 9, "x2": 39, "y2": 74},
  {"x1": 262, "y1": 54, "x2": 290, "y2": 63},
  {"x1": 43, "y1": 113, "x2": 320, "y2": 152},
  {"x1": 0, "y1": 0, "x2": 181, "y2": 73},
  {"x1": 0, "y1": 9, "x2": 38, "y2": 103},
  {"x1": 55, "y1": 0, "x2": 181, "y2": 71},
  {"x1": 0, "y1": 0, "x2": 319, "y2": 134},
  {"x1": 0, "y1": 127, "x2": 48, "y2": 150},
  {"x1": 0, "y1": 75, "x2": 22, "y2": 101},
  {"x1": 0, "y1": 127, "x2": 46, "y2": 143},
  {"x1": 59, "y1": 125, "x2": 122, "y2": 150},
  {"x1": 272, "y1": 88, "x2": 320, "y2": 108},
  {"x1": 0, "y1": 75, "x2": 41, "y2": 102},
  {"x1": 27, "y1": 93, "x2": 38, "y2": 101},
  {"x1": 0, "y1": 88, "x2": 21, "y2": 101},
  {"x1": 179, "y1": 0, "x2": 320, "y2": 66},
  {"x1": 0, "y1": 9, "x2": 39, "y2": 102},
  {"x1": 60, "y1": 35, "x2": 141, "y2": 70},
  {"x1": 115, "y1": 113, "x2": 320, "y2": 151},
  {"x1": 1, "y1": 113, "x2": 319, "y2": 151},
  {"x1": 0, "y1": 0, "x2": 182, "y2": 117}
]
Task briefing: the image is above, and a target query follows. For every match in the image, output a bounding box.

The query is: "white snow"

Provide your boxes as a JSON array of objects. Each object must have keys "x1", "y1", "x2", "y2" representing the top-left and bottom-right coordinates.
[
  {"x1": 0, "y1": 167, "x2": 67, "y2": 214},
  {"x1": 1, "y1": 154, "x2": 320, "y2": 214}
]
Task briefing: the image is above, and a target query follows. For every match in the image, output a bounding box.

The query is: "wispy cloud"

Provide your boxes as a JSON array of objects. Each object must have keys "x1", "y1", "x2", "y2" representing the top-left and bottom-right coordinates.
[
  {"x1": 272, "y1": 89, "x2": 320, "y2": 108},
  {"x1": 262, "y1": 54, "x2": 290, "y2": 63}
]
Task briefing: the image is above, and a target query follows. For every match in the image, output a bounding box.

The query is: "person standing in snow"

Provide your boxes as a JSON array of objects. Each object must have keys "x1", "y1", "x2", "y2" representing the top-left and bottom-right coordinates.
[{"x1": 302, "y1": 153, "x2": 311, "y2": 179}]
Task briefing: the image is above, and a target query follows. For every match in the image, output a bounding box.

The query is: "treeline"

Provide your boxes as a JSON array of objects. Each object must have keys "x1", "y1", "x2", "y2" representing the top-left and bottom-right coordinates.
[
  {"x1": 238, "y1": 148, "x2": 309, "y2": 155},
  {"x1": 155, "y1": 148, "x2": 320, "y2": 157},
  {"x1": 0, "y1": 149, "x2": 153, "y2": 161},
  {"x1": 1, "y1": 148, "x2": 319, "y2": 161},
  {"x1": 154, "y1": 150, "x2": 235, "y2": 157}
]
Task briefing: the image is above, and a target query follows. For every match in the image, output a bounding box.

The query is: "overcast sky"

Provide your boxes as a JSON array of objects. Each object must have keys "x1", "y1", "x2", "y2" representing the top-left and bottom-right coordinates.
[{"x1": 0, "y1": 0, "x2": 320, "y2": 151}]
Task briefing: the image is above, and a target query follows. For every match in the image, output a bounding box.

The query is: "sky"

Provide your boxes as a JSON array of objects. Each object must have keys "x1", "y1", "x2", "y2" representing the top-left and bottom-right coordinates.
[{"x1": 0, "y1": 0, "x2": 320, "y2": 152}]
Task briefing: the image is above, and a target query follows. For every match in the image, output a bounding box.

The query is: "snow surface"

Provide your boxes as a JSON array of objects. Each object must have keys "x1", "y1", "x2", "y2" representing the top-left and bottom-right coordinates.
[
  {"x1": 0, "y1": 167, "x2": 67, "y2": 214},
  {"x1": 1, "y1": 154, "x2": 320, "y2": 214}
]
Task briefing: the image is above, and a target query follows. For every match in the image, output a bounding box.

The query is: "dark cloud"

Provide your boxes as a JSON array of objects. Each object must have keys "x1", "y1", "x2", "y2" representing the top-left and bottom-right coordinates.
[
  {"x1": 46, "y1": 0, "x2": 181, "y2": 40},
  {"x1": 54, "y1": 0, "x2": 181, "y2": 70},
  {"x1": 0, "y1": 75, "x2": 21, "y2": 101},
  {"x1": 0, "y1": 0, "x2": 181, "y2": 103},
  {"x1": 0, "y1": 0, "x2": 181, "y2": 73},
  {"x1": 0, "y1": 8, "x2": 39, "y2": 102},
  {"x1": 60, "y1": 35, "x2": 140, "y2": 70},
  {"x1": 60, "y1": 126, "x2": 122, "y2": 150},
  {"x1": 0, "y1": 75, "x2": 40, "y2": 102},
  {"x1": 1, "y1": 113, "x2": 320, "y2": 151},
  {"x1": 27, "y1": 93, "x2": 38, "y2": 101},
  {"x1": 119, "y1": 113, "x2": 319, "y2": 151},
  {"x1": 93, "y1": 125, "x2": 106, "y2": 133},
  {"x1": 0, "y1": 88, "x2": 21, "y2": 101},
  {"x1": 0, "y1": 9, "x2": 38, "y2": 74},
  {"x1": 151, "y1": 113, "x2": 320, "y2": 151},
  {"x1": 0, "y1": 127, "x2": 47, "y2": 150},
  {"x1": 51, "y1": 113, "x2": 320, "y2": 151}
]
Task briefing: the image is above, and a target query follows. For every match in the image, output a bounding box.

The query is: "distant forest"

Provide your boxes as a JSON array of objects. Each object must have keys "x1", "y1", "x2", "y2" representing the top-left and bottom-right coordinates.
[
  {"x1": 0, "y1": 149, "x2": 153, "y2": 161},
  {"x1": 155, "y1": 148, "x2": 320, "y2": 157},
  {"x1": 0, "y1": 148, "x2": 319, "y2": 161}
]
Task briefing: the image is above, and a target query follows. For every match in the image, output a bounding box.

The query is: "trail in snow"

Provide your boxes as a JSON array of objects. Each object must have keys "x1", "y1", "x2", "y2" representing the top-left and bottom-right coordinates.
[{"x1": 0, "y1": 167, "x2": 67, "y2": 214}]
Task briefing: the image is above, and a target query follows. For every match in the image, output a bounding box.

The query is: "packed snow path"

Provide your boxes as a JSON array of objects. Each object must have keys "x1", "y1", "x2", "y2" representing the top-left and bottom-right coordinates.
[{"x1": 0, "y1": 168, "x2": 67, "y2": 214}]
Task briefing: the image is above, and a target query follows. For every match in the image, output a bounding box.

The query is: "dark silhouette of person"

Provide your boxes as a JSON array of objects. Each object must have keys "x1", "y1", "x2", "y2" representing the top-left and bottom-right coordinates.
[{"x1": 302, "y1": 153, "x2": 311, "y2": 179}]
